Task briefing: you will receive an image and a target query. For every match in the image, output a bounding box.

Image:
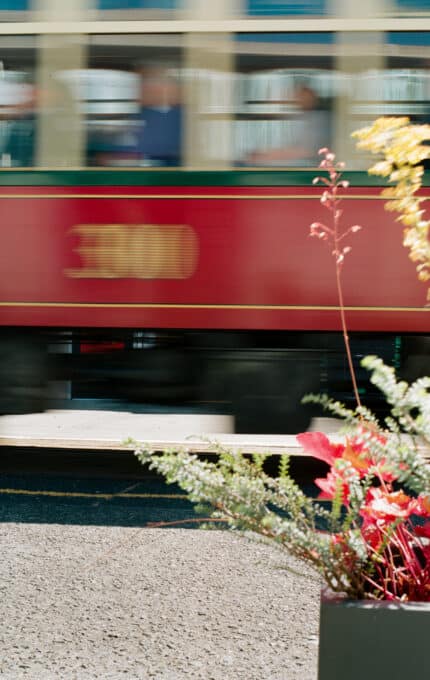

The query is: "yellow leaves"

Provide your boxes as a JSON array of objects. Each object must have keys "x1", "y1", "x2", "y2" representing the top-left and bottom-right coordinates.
[
  {"x1": 368, "y1": 161, "x2": 392, "y2": 177},
  {"x1": 352, "y1": 117, "x2": 409, "y2": 147},
  {"x1": 400, "y1": 212, "x2": 424, "y2": 227},
  {"x1": 353, "y1": 117, "x2": 430, "y2": 299},
  {"x1": 355, "y1": 117, "x2": 430, "y2": 173}
]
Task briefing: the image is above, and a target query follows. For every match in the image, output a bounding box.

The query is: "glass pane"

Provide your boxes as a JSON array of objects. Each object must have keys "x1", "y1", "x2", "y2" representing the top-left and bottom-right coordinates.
[
  {"x1": 385, "y1": 32, "x2": 430, "y2": 121},
  {"x1": 97, "y1": 0, "x2": 179, "y2": 16},
  {"x1": 234, "y1": 33, "x2": 335, "y2": 166},
  {"x1": 98, "y1": 0, "x2": 177, "y2": 7},
  {"x1": 0, "y1": 0, "x2": 29, "y2": 8},
  {"x1": 347, "y1": 31, "x2": 430, "y2": 134},
  {"x1": 0, "y1": 36, "x2": 36, "y2": 167},
  {"x1": 334, "y1": 31, "x2": 430, "y2": 167},
  {"x1": 246, "y1": 0, "x2": 328, "y2": 16},
  {"x1": 0, "y1": 0, "x2": 30, "y2": 19},
  {"x1": 395, "y1": 0, "x2": 430, "y2": 12},
  {"x1": 86, "y1": 34, "x2": 183, "y2": 166}
]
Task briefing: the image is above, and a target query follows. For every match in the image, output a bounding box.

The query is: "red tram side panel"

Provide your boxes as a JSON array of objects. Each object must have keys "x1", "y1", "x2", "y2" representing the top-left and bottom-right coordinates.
[{"x1": 0, "y1": 185, "x2": 428, "y2": 333}]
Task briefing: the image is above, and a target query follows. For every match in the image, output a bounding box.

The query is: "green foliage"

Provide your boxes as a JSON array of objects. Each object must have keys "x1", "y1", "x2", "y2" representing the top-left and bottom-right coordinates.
[
  {"x1": 278, "y1": 453, "x2": 290, "y2": 479},
  {"x1": 252, "y1": 452, "x2": 269, "y2": 472},
  {"x1": 329, "y1": 476, "x2": 344, "y2": 532},
  {"x1": 131, "y1": 359, "x2": 430, "y2": 600}
]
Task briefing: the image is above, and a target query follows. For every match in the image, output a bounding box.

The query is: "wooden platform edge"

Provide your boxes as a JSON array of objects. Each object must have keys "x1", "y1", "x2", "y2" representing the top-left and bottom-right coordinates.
[
  {"x1": 0, "y1": 436, "x2": 306, "y2": 456},
  {"x1": 0, "y1": 435, "x2": 429, "y2": 459}
]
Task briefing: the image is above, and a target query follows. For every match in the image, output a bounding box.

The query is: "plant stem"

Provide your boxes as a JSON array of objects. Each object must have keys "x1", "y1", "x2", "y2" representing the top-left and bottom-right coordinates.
[
  {"x1": 146, "y1": 516, "x2": 228, "y2": 528},
  {"x1": 333, "y1": 197, "x2": 362, "y2": 410},
  {"x1": 335, "y1": 263, "x2": 362, "y2": 409}
]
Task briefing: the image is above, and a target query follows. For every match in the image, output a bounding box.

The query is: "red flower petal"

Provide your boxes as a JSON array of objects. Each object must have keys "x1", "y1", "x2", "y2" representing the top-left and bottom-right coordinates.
[
  {"x1": 415, "y1": 495, "x2": 430, "y2": 517},
  {"x1": 361, "y1": 488, "x2": 416, "y2": 522},
  {"x1": 315, "y1": 470, "x2": 350, "y2": 504},
  {"x1": 296, "y1": 432, "x2": 340, "y2": 466},
  {"x1": 414, "y1": 523, "x2": 430, "y2": 539},
  {"x1": 342, "y1": 440, "x2": 371, "y2": 475}
]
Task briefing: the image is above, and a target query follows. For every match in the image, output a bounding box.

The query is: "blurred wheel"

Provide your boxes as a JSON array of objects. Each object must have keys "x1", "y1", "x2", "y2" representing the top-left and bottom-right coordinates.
[{"x1": 0, "y1": 334, "x2": 49, "y2": 414}]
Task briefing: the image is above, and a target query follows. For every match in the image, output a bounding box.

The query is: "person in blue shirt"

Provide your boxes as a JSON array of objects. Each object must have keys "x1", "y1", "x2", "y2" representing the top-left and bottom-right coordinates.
[{"x1": 134, "y1": 65, "x2": 182, "y2": 166}]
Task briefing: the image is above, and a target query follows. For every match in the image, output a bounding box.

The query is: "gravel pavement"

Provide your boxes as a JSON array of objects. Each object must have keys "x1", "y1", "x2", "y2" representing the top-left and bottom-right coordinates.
[{"x1": 0, "y1": 524, "x2": 320, "y2": 680}]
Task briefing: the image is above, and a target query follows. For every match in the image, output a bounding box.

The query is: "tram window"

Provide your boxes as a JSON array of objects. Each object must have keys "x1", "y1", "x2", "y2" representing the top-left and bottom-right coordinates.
[
  {"x1": 0, "y1": 36, "x2": 36, "y2": 167},
  {"x1": 98, "y1": 0, "x2": 177, "y2": 7},
  {"x1": 321, "y1": 30, "x2": 430, "y2": 168},
  {"x1": 96, "y1": 0, "x2": 179, "y2": 18},
  {"x1": 0, "y1": 33, "x2": 86, "y2": 168},
  {"x1": 394, "y1": 0, "x2": 430, "y2": 12},
  {"x1": 345, "y1": 30, "x2": 430, "y2": 139},
  {"x1": 0, "y1": 0, "x2": 29, "y2": 11},
  {"x1": 246, "y1": 0, "x2": 328, "y2": 15},
  {"x1": 85, "y1": 35, "x2": 183, "y2": 167},
  {"x1": 384, "y1": 32, "x2": 430, "y2": 123},
  {"x1": 233, "y1": 33, "x2": 335, "y2": 167}
]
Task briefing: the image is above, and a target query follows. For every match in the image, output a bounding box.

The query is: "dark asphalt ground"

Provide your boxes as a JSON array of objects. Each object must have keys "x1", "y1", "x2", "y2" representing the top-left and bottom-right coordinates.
[
  {"x1": 0, "y1": 447, "x2": 322, "y2": 528},
  {"x1": 0, "y1": 448, "x2": 201, "y2": 527}
]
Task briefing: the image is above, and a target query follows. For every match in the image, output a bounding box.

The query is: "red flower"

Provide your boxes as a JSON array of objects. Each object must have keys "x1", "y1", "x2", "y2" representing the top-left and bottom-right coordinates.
[
  {"x1": 296, "y1": 432, "x2": 342, "y2": 466},
  {"x1": 414, "y1": 495, "x2": 430, "y2": 518},
  {"x1": 360, "y1": 488, "x2": 416, "y2": 523},
  {"x1": 414, "y1": 522, "x2": 430, "y2": 539},
  {"x1": 297, "y1": 431, "x2": 399, "y2": 484},
  {"x1": 342, "y1": 440, "x2": 372, "y2": 475},
  {"x1": 297, "y1": 432, "x2": 372, "y2": 477},
  {"x1": 315, "y1": 469, "x2": 350, "y2": 503},
  {"x1": 361, "y1": 516, "x2": 384, "y2": 551}
]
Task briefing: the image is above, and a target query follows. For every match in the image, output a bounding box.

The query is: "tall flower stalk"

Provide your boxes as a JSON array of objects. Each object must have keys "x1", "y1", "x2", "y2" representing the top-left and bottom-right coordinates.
[{"x1": 310, "y1": 149, "x2": 362, "y2": 409}]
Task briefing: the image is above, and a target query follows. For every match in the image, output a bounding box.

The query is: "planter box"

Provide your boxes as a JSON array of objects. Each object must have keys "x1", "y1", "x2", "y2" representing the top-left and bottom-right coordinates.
[{"x1": 318, "y1": 590, "x2": 430, "y2": 680}]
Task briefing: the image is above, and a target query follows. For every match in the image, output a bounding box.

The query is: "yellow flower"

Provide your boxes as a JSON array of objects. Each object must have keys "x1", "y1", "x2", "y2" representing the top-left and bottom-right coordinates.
[
  {"x1": 368, "y1": 161, "x2": 392, "y2": 177},
  {"x1": 353, "y1": 117, "x2": 430, "y2": 300}
]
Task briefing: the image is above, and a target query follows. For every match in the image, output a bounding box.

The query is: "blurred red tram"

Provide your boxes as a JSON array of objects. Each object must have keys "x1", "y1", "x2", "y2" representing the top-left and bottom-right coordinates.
[{"x1": 0, "y1": 169, "x2": 428, "y2": 432}]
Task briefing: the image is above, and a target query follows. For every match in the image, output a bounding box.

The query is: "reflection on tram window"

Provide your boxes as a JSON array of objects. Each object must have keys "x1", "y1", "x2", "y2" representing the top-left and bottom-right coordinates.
[
  {"x1": 0, "y1": 37, "x2": 34, "y2": 167},
  {"x1": 2, "y1": 77, "x2": 80, "y2": 167},
  {"x1": 86, "y1": 35, "x2": 183, "y2": 166},
  {"x1": 0, "y1": 0, "x2": 29, "y2": 24},
  {"x1": 62, "y1": 69, "x2": 137, "y2": 167},
  {"x1": 385, "y1": 32, "x2": 430, "y2": 125},
  {"x1": 334, "y1": 31, "x2": 430, "y2": 167},
  {"x1": 246, "y1": 0, "x2": 327, "y2": 15},
  {"x1": 97, "y1": 0, "x2": 178, "y2": 11},
  {"x1": 0, "y1": 0, "x2": 29, "y2": 9},
  {"x1": 1, "y1": 83, "x2": 36, "y2": 167},
  {"x1": 395, "y1": 0, "x2": 430, "y2": 12},
  {"x1": 234, "y1": 33, "x2": 335, "y2": 167}
]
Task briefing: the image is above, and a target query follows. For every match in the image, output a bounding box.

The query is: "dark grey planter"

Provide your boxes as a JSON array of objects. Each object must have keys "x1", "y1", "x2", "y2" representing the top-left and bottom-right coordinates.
[{"x1": 318, "y1": 590, "x2": 430, "y2": 680}]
